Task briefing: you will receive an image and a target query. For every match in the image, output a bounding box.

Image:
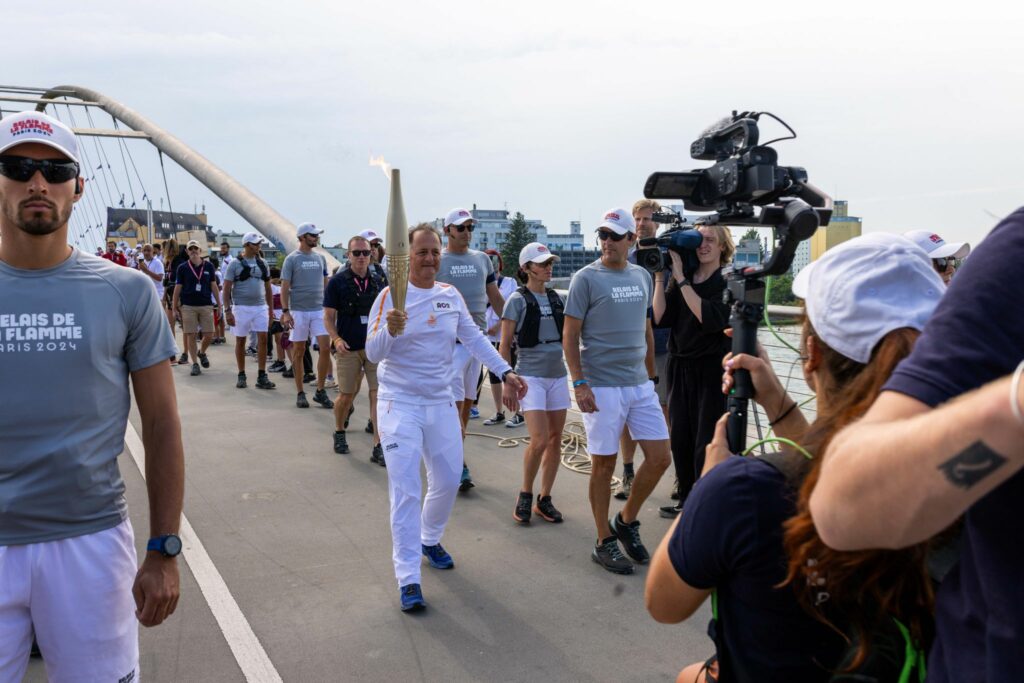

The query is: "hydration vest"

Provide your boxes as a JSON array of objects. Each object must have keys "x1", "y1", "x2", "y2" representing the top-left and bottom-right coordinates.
[
  {"x1": 236, "y1": 257, "x2": 269, "y2": 282},
  {"x1": 514, "y1": 286, "x2": 564, "y2": 349},
  {"x1": 338, "y1": 265, "x2": 386, "y2": 318}
]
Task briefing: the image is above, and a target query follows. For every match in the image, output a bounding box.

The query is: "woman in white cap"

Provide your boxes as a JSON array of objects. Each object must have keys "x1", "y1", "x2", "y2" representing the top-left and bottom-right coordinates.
[
  {"x1": 646, "y1": 233, "x2": 944, "y2": 682},
  {"x1": 904, "y1": 230, "x2": 970, "y2": 285},
  {"x1": 498, "y1": 242, "x2": 569, "y2": 524}
]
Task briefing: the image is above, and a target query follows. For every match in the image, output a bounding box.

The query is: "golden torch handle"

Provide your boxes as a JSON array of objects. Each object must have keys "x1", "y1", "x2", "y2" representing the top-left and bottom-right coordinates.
[{"x1": 385, "y1": 168, "x2": 410, "y2": 312}]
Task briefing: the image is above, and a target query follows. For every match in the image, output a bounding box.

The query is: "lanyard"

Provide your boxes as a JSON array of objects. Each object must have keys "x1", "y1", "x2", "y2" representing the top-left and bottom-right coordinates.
[
  {"x1": 354, "y1": 275, "x2": 369, "y2": 294},
  {"x1": 187, "y1": 260, "x2": 204, "y2": 282}
]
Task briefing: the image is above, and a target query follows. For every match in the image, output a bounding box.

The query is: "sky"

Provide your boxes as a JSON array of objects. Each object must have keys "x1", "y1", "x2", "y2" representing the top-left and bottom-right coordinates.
[{"x1": 8, "y1": 0, "x2": 1024, "y2": 252}]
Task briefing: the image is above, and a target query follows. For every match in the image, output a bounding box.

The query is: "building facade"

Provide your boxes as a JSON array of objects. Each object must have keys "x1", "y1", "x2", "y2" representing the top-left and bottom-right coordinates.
[
  {"x1": 790, "y1": 200, "x2": 862, "y2": 276},
  {"x1": 106, "y1": 207, "x2": 214, "y2": 248}
]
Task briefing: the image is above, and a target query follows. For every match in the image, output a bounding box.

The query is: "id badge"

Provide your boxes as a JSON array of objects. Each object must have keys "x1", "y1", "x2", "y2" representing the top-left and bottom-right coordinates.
[
  {"x1": 195, "y1": 284, "x2": 202, "y2": 292},
  {"x1": 360, "y1": 315, "x2": 369, "y2": 325}
]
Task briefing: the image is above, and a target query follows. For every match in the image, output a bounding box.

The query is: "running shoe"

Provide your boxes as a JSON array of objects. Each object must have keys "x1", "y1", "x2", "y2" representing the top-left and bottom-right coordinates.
[
  {"x1": 513, "y1": 491, "x2": 533, "y2": 524},
  {"x1": 303, "y1": 372, "x2": 317, "y2": 384},
  {"x1": 505, "y1": 413, "x2": 525, "y2": 428},
  {"x1": 333, "y1": 431, "x2": 349, "y2": 454},
  {"x1": 610, "y1": 513, "x2": 649, "y2": 564},
  {"x1": 246, "y1": 346, "x2": 257, "y2": 356},
  {"x1": 400, "y1": 583, "x2": 425, "y2": 612},
  {"x1": 255, "y1": 373, "x2": 276, "y2": 390},
  {"x1": 614, "y1": 470, "x2": 634, "y2": 500},
  {"x1": 659, "y1": 503, "x2": 682, "y2": 519},
  {"x1": 534, "y1": 495, "x2": 563, "y2": 523},
  {"x1": 296, "y1": 391, "x2": 309, "y2": 408},
  {"x1": 282, "y1": 366, "x2": 294, "y2": 378},
  {"x1": 483, "y1": 412, "x2": 506, "y2": 426},
  {"x1": 422, "y1": 543, "x2": 454, "y2": 569},
  {"x1": 469, "y1": 406, "x2": 480, "y2": 419},
  {"x1": 236, "y1": 372, "x2": 247, "y2": 389},
  {"x1": 268, "y1": 360, "x2": 286, "y2": 373},
  {"x1": 312, "y1": 389, "x2": 334, "y2": 409},
  {"x1": 370, "y1": 443, "x2": 386, "y2": 467},
  {"x1": 592, "y1": 536, "x2": 634, "y2": 575},
  {"x1": 198, "y1": 352, "x2": 210, "y2": 369},
  {"x1": 324, "y1": 375, "x2": 338, "y2": 389},
  {"x1": 365, "y1": 419, "x2": 374, "y2": 434},
  {"x1": 458, "y1": 465, "x2": 475, "y2": 491},
  {"x1": 190, "y1": 363, "x2": 201, "y2": 376},
  {"x1": 178, "y1": 352, "x2": 189, "y2": 365}
]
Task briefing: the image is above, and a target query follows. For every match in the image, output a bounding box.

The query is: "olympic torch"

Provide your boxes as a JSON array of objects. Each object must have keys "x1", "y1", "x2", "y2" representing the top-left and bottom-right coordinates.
[{"x1": 385, "y1": 168, "x2": 409, "y2": 313}]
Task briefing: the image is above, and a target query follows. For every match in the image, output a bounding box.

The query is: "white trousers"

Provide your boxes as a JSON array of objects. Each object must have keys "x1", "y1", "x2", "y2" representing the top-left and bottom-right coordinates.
[
  {"x1": 377, "y1": 399, "x2": 463, "y2": 588},
  {"x1": 0, "y1": 520, "x2": 138, "y2": 683}
]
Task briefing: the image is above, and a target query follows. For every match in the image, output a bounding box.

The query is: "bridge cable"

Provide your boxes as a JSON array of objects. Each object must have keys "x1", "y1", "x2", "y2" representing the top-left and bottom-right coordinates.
[
  {"x1": 82, "y1": 108, "x2": 125, "y2": 207},
  {"x1": 111, "y1": 118, "x2": 149, "y2": 206},
  {"x1": 109, "y1": 118, "x2": 138, "y2": 208},
  {"x1": 60, "y1": 103, "x2": 109, "y2": 251},
  {"x1": 80, "y1": 107, "x2": 117, "y2": 208}
]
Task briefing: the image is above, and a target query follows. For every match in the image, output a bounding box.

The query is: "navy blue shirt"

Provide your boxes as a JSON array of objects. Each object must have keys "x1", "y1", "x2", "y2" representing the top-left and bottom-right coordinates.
[
  {"x1": 628, "y1": 250, "x2": 671, "y2": 354},
  {"x1": 883, "y1": 207, "x2": 1024, "y2": 682},
  {"x1": 322, "y1": 265, "x2": 387, "y2": 352},
  {"x1": 669, "y1": 456, "x2": 844, "y2": 682},
  {"x1": 175, "y1": 260, "x2": 217, "y2": 307}
]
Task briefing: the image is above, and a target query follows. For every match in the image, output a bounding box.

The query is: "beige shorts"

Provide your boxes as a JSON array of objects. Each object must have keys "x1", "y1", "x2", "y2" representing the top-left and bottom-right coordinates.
[
  {"x1": 180, "y1": 305, "x2": 214, "y2": 334},
  {"x1": 335, "y1": 349, "x2": 378, "y2": 394}
]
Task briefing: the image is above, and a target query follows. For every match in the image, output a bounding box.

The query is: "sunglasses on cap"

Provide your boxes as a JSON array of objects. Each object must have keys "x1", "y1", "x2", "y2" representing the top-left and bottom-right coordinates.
[
  {"x1": 933, "y1": 257, "x2": 959, "y2": 270},
  {"x1": 0, "y1": 155, "x2": 80, "y2": 184},
  {"x1": 350, "y1": 249, "x2": 371, "y2": 257},
  {"x1": 597, "y1": 230, "x2": 628, "y2": 242},
  {"x1": 451, "y1": 223, "x2": 474, "y2": 233}
]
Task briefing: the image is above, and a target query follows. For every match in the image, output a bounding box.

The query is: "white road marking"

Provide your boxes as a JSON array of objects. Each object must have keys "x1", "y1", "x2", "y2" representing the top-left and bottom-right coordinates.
[{"x1": 125, "y1": 423, "x2": 283, "y2": 683}]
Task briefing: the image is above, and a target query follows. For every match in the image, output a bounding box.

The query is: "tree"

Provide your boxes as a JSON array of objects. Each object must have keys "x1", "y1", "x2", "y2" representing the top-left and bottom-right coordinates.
[
  {"x1": 499, "y1": 211, "x2": 535, "y2": 277},
  {"x1": 740, "y1": 228, "x2": 765, "y2": 260},
  {"x1": 767, "y1": 273, "x2": 798, "y2": 305}
]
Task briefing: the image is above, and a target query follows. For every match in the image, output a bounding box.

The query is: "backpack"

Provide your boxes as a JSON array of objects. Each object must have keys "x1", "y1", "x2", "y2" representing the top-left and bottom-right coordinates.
[
  {"x1": 514, "y1": 286, "x2": 564, "y2": 348},
  {"x1": 236, "y1": 257, "x2": 269, "y2": 282}
]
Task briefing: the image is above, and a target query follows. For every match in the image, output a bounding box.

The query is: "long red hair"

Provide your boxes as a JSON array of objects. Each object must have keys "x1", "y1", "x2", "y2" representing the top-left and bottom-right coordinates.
[{"x1": 782, "y1": 324, "x2": 934, "y2": 669}]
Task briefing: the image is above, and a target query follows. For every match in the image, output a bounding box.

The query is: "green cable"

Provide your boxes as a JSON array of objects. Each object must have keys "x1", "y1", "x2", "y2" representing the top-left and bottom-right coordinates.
[{"x1": 742, "y1": 436, "x2": 813, "y2": 460}]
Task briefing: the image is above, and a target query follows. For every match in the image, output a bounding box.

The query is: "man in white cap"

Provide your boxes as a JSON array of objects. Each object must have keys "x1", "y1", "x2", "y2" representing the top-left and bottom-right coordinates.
[
  {"x1": 360, "y1": 228, "x2": 387, "y2": 272},
  {"x1": 903, "y1": 230, "x2": 971, "y2": 286},
  {"x1": 563, "y1": 208, "x2": 671, "y2": 575},
  {"x1": 281, "y1": 222, "x2": 334, "y2": 409},
  {"x1": 223, "y1": 231, "x2": 276, "y2": 390},
  {"x1": 0, "y1": 111, "x2": 183, "y2": 681},
  {"x1": 437, "y1": 207, "x2": 506, "y2": 491}
]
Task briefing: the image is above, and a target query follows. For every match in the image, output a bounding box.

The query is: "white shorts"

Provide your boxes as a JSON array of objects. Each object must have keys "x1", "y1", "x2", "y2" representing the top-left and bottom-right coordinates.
[
  {"x1": 450, "y1": 343, "x2": 483, "y2": 403},
  {"x1": 519, "y1": 375, "x2": 571, "y2": 413},
  {"x1": 582, "y1": 383, "x2": 670, "y2": 456},
  {"x1": 231, "y1": 304, "x2": 269, "y2": 336},
  {"x1": 290, "y1": 309, "x2": 327, "y2": 341},
  {"x1": 0, "y1": 520, "x2": 139, "y2": 683}
]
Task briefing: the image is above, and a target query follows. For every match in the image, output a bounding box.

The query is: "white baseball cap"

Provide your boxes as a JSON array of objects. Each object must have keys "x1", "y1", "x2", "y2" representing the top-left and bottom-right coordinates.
[
  {"x1": 519, "y1": 242, "x2": 560, "y2": 267},
  {"x1": 358, "y1": 229, "x2": 382, "y2": 243},
  {"x1": 903, "y1": 229, "x2": 970, "y2": 260},
  {"x1": 444, "y1": 208, "x2": 474, "y2": 226},
  {"x1": 0, "y1": 111, "x2": 80, "y2": 164},
  {"x1": 296, "y1": 222, "x2": 323, "y2": 237},
  {"x1": 242, "y1": 231, "x2": 265, "y2": 245},
  {"x1": 186, "y1": 239, "x2": 201, "y2": 249},
  {"x1": 597, "y1": 208, "x2": 635, "y2": 236},
  {"x1": 792, "y1": 233, "x2": 944, "y2": 364}
]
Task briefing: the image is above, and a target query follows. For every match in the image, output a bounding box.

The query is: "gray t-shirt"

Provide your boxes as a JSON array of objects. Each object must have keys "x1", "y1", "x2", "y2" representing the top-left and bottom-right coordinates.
[
  {"x1": 0, "y1": 249, "x2": 177, "y2": 545},
  {"x1": 564, "y1": 260, "x2": 652, "y2": 387},
  {"x1": 437, "y1": 249, "x2": 494, "y2": 330},
  {"x1": 502, "y1": 289, "x2": 567, "y2": 379},
  {"x1": 225, "y1": 257, "x2": 269, "y2": 307},
  {"x1": 281, "y1": 250, "x2": 328, "y2": 312}
]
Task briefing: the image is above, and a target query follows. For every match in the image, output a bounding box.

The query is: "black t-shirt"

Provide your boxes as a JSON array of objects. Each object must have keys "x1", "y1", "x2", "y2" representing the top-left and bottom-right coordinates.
[
  {"x1": 883, "y1": 207, "x2": 1024, "y2": 682},
  {"x1": 176, "y1": 260, "x2": 217, "y2": 307},
  {"x1": 659, "y1": 269, "x2": 730, "y2": 363},
  {"x1": 669, "y1": 456, "x2": 845, "y2": 682},
  {"x1": 322, "y1": 265, "x2": 387, "y2": 351}
]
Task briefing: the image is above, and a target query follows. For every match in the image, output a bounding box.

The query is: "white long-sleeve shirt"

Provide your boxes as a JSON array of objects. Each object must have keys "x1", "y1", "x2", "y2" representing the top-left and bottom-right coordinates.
[{"x1": 366, "y1": 281, "x2": 513, "y2": 404}]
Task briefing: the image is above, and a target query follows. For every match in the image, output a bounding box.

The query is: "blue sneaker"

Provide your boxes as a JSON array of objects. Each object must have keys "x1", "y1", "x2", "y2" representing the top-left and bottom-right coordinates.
[
  {"x1": 422, "y1": 543, "x2": 454, "y2": 569},
  {"x1": 469, "y1": 406, "x2": 480, "y2": 419},
  {"x1": 400, "y1": 583, "x2": 425, "y2": 612},
  {"x1": 458, "y1": 465, "x2": 475, "y2": 492}
]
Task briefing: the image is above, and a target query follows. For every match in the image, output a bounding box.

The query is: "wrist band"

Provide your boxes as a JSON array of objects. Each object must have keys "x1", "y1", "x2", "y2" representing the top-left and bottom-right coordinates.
[
  {"x1": 769, "y1": 400, "x2": 798, "y2": 427},
  {"x1": 572, "y1": 379, "x2": 588, "y2": 388},
  {"x1": 1011, "y1": 360, "x2": 1024, "y2": 427}
]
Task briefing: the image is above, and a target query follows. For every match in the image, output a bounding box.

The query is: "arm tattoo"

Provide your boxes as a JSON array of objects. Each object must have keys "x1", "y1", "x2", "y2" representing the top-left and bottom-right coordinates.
[{"x1": 937, "y1": 442, "x2": 1008, "y2": 489}]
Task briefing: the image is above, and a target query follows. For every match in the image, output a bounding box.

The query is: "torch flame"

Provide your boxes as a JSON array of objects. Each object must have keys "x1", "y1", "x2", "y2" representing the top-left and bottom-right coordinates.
[{"x1": 369, "y1": 154, "x2": 392, "y2": 181}]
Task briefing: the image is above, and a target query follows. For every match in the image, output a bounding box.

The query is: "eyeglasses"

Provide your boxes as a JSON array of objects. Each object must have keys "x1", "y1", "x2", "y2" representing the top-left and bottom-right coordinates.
[
  {"x1": 452, "y1": 223, "x2": 474, "y2": 233},
  {"x1": 350, "y1": 249, "x2": 371, "y2": 257},
  {"x1": 597, "y1": 230, "x2": 627, "y2": 242},
  {"x1": 0, "y1": 155, "x2": 80, "y2": 184},
  {"x1": 933, "y1": 257, "x2": 959, "y2": 270}
]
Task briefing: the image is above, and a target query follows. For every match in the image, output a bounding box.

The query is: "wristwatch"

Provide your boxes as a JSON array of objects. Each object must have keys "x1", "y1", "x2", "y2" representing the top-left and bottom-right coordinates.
[
  {"x1": 501, "y1": 369, "x2": 514, "y2": 383},
  {"x1": 282, "y1": 308, "x2": 290, "y2": 313},
  {"x1": 650, "y1": 375, "x2": 660, "y2": 385},
  {"x1": 147, "y1": 534, "x2": 183, "y2": 557}
]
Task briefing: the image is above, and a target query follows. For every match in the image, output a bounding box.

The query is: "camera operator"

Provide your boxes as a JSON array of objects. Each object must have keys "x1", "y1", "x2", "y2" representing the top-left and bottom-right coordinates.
[{"x1": 652, "y1": 222, "x2": 734, "y2": 517}]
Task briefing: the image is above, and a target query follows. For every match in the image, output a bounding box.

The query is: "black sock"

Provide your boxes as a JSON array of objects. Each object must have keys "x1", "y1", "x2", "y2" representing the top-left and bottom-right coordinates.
[
  {"x1": 335, "y1": 430, "x2": 345, "y2": 435},
  {"x1": 623, "y1": 462, "x2": 634, "y2": 476}
]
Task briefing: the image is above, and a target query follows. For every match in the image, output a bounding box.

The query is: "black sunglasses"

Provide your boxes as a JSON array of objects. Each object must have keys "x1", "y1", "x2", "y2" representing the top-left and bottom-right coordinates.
[
  {"x1": 452, "y1": 223, "x2": 474, "y2": 233},
  {"x1": 933, "y1": 257, "x2": 959, "y2": 270},
  {"x1": 597, "y1": 230, "x2": 627, "y2": 242},
  {"x1": 350, "y1": 249, "x2": 371, "y2": 257},
  {"x1": 0, "y1": 155, "x2": 80, "y2": 184}
]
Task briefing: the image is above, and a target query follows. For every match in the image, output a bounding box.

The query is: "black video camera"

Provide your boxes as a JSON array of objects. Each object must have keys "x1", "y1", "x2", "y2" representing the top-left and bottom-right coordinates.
[
  {"x1": 643, "y1": 111, "x2": 833, "y2": 454},
  {"x1": 635, "y1": 210, "x2": 703, "y2": 276}
]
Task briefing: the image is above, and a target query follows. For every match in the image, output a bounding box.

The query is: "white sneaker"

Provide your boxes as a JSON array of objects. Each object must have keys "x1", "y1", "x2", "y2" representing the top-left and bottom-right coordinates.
[
  {"x1": 324, "y1": 376, "x2": 338, "y2": 389},
  {"x1": 483, "y1": 412, "x2": 506, "y2": 426},
  {"x1": 505, "y1": 413, "x2": 525, "y2": 428}
]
